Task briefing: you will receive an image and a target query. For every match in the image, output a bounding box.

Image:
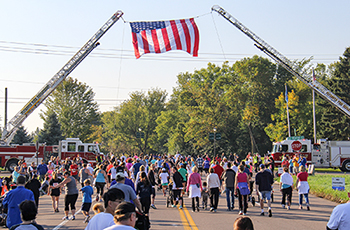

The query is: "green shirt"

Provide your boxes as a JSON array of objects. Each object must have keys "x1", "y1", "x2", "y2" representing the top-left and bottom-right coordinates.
[{"x1": 178, "y1": 168, "x2": 187, "y2": 182}]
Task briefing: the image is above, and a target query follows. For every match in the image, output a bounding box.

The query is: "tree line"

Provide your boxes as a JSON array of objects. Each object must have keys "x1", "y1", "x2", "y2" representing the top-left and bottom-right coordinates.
[{"x1": 7, "y1": 47, "x2": 350, "y2": 158}]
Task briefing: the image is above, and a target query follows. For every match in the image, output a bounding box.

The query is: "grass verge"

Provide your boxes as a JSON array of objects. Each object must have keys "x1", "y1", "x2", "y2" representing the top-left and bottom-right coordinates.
[{"x1": 308, "y1": 174, "x2": 349, "y2": 203}]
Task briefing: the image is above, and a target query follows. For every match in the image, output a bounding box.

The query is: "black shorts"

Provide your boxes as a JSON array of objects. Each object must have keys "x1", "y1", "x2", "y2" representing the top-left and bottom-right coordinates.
[
  {"x1": 198, "y1": 168, "x2": 203, "y2": 173},
  {"x1": 64, "y1": 194, "x2": 78, "y2": 211},
  {"x1": 204, "y1": 168, "x2": 209, "y2": 173},
  {"x1": 81, "y1": 202, "x2": 92, "y2": 212},
  {"x1": 151, "y1": 187, "x2": 156, "y2": 199},
  {"x1": 173, "y1": 189, "x2": 182, "y2": 200}
]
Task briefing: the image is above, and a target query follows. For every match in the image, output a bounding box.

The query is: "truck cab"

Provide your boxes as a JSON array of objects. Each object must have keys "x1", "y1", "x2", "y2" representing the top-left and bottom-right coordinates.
[
  {"x1": 59, "y1": 138, "x2": 102, "y2": 165},
  {"x1": 271, "y1": 136, "x2": 312, "y2": 167}
]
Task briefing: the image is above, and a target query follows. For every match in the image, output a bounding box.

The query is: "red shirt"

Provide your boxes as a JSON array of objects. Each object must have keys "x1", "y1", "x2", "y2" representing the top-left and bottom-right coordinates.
[
  {"x1": 70, "y1": 164, "x2": 78, "y2": 176},
  {"x1": 281, "y1": 160, "x2": 289, "y2": 168},
  {"x1": 212, "y1": 165, "x2": 224, "y2": 178},
  {"x1": 297, "y1": 172, "x2": 308, "y2": 181}
]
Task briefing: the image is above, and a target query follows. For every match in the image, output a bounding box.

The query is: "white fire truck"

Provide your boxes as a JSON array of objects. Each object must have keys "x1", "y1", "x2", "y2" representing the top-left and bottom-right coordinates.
[
  {"x1": 0, "y1": 138, "x2": 101, "y2": 171},
  {"x1": 271, "y1": 136, "x2": 350, "y2": 172}
]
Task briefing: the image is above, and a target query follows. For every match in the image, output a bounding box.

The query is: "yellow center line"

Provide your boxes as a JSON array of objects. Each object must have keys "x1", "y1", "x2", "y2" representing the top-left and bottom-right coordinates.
[
  {"x1": 178, "y1": 206, "x2": 192, "y2": 230},
  {"x1": 182, "y1": 205, "x2": 199, "y2": 230}
]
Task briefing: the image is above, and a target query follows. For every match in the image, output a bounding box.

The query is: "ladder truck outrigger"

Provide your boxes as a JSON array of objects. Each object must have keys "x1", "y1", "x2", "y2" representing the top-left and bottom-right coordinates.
[
  {"x1": 0, "y1": 10, "x2": 124, "y2": 171},
  {"x1": 212, "y1": 6, "x2": 350, "y2": 171}
]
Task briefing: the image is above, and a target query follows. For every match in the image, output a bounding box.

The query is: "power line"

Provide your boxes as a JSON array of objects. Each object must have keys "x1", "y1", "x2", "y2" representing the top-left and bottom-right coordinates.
[{"x1": 0, "y1": 40, "x2": 341, "y2": 63}]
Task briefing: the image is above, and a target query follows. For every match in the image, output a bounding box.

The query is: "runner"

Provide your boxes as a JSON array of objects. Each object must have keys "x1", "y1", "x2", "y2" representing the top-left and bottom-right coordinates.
[
  {"x1": 52, "y1": 171, "x2": 79, "y2": 220},
  {"x1": 94, "y1": 164, "x2": 109, "y2": 202},
  {"x1": 48, "y1": 171, "x2": 62, "y2": 213}
]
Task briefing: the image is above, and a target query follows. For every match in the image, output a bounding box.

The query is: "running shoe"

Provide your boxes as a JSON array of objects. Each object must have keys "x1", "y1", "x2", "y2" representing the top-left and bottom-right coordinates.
[
  {"x1": 84, "y1": 216, "x2": 90, "y2": 223},
  {"x1": 151, "y1": 204, "x2": 157, "y2": 209},
  {"x1": 268, "y1": 209, "x2": 272, "y2": 217},
  {"x1": 62, "y1": 216, "x2": 69, "y2": 220},
  {"x1": 72, "y1": 215, "x2": 76, "y2": 220},
  {"x1": 281, "y1": 204, "x2": 285, "y2": 209},
  {"x1": 239, "y1": 211, "x2": 243, "y2": 215},
  {"x1": 307, "y1": 206, "x2": 310, "y2": 211},
  {"x1": 243, "y1": 213, "x2": 246, "y2": 216},
  {"x1": 179, "y1": 205, "x2": 183, "y2": 209},
  {"x1": 213, "y1": 209, "x2": 217, "y2": 213},
  {"x1": 287, "y1": 206, "x2": 290, "y2": 210},
  {"x1": 172, "y1": 204, "x2": 176, "y2": 208},
  {"x1": 260, "y1": 212, "x2": 264, "y2": 216},
  {"x1": 196, "y1": 206, "x2": 199, "y2": 212}
]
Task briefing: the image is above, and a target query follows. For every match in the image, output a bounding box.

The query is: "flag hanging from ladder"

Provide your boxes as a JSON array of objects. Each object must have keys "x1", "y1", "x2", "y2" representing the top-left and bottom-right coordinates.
[{"x1": 130, "y1": 18, "x2": 199, "y2": 59}]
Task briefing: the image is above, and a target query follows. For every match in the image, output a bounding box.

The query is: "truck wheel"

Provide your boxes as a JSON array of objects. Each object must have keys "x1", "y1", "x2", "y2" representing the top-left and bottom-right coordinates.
[
  {"x1": 6, "y1": 159, "x2": 19, "y2": 172},
  {"x1": 341, "y1": 160, "x2": 350, "y2": 172}
]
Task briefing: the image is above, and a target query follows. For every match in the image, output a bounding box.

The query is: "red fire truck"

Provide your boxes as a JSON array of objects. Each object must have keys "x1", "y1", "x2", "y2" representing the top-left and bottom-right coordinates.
[
  {"x1": 271, "y1": 136, "x2": 350, "y2": 172},
  {"x1": 0, "y1": 138, "x2": 102, "y2": 171}
]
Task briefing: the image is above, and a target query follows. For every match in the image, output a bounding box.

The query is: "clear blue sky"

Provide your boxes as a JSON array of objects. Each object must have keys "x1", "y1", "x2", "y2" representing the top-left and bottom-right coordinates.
[{"x1": 1, "y1": 0, "x2": 349, "y2": 133}]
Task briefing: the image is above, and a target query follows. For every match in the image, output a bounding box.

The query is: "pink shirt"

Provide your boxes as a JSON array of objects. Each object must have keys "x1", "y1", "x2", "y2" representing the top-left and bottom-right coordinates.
[
  {"x1": 186, "y1": 172, "x2": 202, "y2": 192},
  {"x1": 236, "y1": 172, "x2": 248, "y2": 189},
  {"x1": 297, "y1": 172, "x2": 308, "y2": 181}
]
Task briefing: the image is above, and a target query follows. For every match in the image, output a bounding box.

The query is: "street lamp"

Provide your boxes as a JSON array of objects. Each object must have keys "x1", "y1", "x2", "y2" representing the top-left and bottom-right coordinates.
[{"x1": 213, "y1": 127, "x2": 217, "y2": 157}]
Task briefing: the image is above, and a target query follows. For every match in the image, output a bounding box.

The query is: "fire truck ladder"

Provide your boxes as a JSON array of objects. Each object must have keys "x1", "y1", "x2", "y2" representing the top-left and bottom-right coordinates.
[
  {"x1": 1, "y1": 11, "x2": 124, "y2": 145},
  {"x1": 212, "y1": 5, "x2": 350, "y2": 118}
]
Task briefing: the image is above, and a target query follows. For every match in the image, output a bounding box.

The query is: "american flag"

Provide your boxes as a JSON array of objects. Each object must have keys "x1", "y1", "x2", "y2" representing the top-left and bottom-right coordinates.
[{"x1": 130, "y1": 18, "x2": 199, "y2": 59}]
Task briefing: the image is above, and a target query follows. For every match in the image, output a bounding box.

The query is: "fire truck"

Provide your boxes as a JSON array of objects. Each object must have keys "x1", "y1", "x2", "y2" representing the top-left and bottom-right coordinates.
[
  {"x1": 0, "y1": 11, "x2": 123, "y2": 169},
  {"x1": 0, "y1": 138, "x2": 101, "y2": 171},
  {"x1": 270, "y1": 136, "x2": 350, "y2": 172},
  {"x1": 211, "y1": 6, "x2": 350, "y2": 172}
]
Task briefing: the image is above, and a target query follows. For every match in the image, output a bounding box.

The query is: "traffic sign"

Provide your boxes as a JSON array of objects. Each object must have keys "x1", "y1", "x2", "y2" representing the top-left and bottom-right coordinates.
[
  {"x1": 209, "y1": 133, "x2": 214, "y2": 140},
  {"x1": 287, "y1": 136, "x2": 304, "y2": 140},
  {"x1": 215, "y1": 133, "x2": 221, "y2": 140},
  {"x1": 291, "y1": 140, "x2": 302, "y2": 151}
]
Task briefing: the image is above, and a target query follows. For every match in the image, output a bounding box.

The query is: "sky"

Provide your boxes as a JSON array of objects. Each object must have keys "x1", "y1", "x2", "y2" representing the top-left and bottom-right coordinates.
[{"x1": 0, "y1": 0, "x2": 349, "y2": 134}]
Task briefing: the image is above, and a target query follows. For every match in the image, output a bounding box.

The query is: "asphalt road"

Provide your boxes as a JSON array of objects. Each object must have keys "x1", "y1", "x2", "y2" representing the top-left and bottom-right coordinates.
[{"x1": 1, "y1": 171, "x2": 341, "y2": 230}]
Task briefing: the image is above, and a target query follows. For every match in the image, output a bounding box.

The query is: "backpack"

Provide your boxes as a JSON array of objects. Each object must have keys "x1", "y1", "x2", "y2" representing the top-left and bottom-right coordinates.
[{"x1": 237, "y1": 182, "x2": 250, "y2": 195}]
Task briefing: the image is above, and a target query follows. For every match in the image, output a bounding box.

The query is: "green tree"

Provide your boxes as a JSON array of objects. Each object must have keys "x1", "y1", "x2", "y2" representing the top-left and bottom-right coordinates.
[
  {"x1": 320, "y1": 47, "x2": 350, "y2": 140},
  {"x1": 38, "y1": 111, "x2": 64, "y2": 145},
  {"x1": 102, "y1": 88, "x2": 167, "y2": 154},
  {"x1": 41, "y1": 77, "x2": 100, "y2": 142},
  {"x1": 265, "y1": 90, "x2": 299, "y2": 142},
  {"x1": 11, "y1": 126, "x2": 32, "y2": 144}
]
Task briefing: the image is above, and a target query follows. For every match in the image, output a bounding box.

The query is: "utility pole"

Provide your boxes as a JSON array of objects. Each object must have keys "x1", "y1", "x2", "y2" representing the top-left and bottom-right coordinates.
[{"x1": 4, "y1": 88, "x2": 7, "y2": 131}]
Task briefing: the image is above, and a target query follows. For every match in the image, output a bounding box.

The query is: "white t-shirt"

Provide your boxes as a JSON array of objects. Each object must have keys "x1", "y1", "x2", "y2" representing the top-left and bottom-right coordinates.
[
  {"x1": 159, "y1": 172, "x2": 169, "y2": 184},
  {"x1": 85, "y1": 212, "x2": 114, "y2": 230},
  {"x1": 110, "y1": 167, "x2": 117, "y2": 180},
  {"x1": 327, "y1": 202, "x2": 350, "y2": 230},
  {"x1": 231, "y1": 165, "x2": 238, "y2": 173},
  {"x1": 104, "y1": 224, "x2": 136, "y2": 230}
]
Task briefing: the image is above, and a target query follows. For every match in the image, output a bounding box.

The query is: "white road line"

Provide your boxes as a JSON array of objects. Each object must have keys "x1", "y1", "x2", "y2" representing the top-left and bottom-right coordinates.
[{"x1": 52, "y1": 208, "x2": 82, "y2": 230}]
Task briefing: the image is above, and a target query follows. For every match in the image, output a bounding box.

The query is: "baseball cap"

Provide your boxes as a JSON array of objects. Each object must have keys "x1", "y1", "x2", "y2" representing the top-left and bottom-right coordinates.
[{"x1": 116, "y1": 172, "x2": 125, "y2": 181}]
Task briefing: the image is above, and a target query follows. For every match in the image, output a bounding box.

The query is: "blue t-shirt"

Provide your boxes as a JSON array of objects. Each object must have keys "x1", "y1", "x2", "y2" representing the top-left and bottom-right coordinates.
[
  {"x1": 37, "y1": 164, "x2": 48, "y2": 175},
  {"x1": 81, "y1": 185, "x2": 94, "y2": 203},
  {"x1": 203, "y1": 160, "x2": 210, "y2": 169}
]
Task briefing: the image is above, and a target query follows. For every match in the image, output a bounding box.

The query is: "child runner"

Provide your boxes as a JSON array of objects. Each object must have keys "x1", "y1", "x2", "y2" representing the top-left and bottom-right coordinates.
[
  {"x1": 80, "y1": 179, "x2": 94, "y2": 223},
  {"x1": 201, "y1": 181, "x2": 209, "y2": 210},
  {"x1": 159, "y1": 168, "x2": 169, "y2": 196}
]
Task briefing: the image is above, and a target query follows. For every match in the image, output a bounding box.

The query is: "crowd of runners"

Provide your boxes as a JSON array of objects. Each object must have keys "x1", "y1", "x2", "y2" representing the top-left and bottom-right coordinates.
[{"x1": 0, "y1": 151, "x2": 342, "y2": 229}]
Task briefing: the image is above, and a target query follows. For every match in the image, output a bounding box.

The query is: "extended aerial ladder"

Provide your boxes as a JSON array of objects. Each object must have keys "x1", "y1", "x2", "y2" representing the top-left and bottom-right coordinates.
[
  {"x1": 1, "y1": 10, "x2": 124, "y2": 145},
  {"x1": 212, "y1": 5, "x2": 350, "y2": 118}
]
